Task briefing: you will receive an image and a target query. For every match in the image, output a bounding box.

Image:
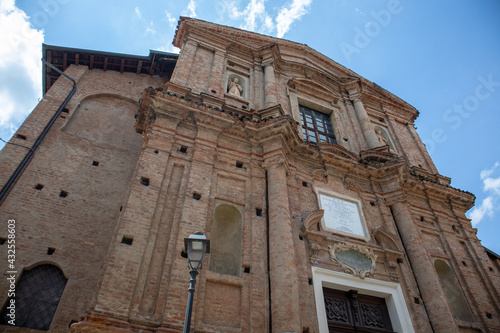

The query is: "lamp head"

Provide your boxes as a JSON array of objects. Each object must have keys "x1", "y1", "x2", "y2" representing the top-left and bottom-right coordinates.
[{"x1": 184, "y1": 232, "x2": 210, "y2": 271}]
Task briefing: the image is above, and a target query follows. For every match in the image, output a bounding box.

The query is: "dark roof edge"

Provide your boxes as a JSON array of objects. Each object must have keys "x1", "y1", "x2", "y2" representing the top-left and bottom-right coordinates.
[{"x1": 484, "y1": 246, "x2": 500, "y2": 260}]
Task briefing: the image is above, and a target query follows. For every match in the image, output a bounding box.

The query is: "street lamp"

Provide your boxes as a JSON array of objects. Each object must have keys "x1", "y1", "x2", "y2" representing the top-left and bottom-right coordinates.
[{"x1": 183, "y1": 232, "x2": 210, "y2": 333}]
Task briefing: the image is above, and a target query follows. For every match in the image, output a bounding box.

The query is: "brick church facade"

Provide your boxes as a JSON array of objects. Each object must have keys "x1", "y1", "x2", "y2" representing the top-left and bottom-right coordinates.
[{"x1": 0, "y1": 17, "x2": 499, "y2": 333}]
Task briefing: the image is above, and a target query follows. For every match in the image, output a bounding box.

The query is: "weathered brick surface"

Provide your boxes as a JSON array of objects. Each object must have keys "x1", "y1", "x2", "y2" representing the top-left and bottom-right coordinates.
[{"x1": 1, "y1": 17, "x2": 499, "y2": 333}]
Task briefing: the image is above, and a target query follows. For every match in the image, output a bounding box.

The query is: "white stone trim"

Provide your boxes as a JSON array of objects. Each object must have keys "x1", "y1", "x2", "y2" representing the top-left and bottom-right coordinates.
[{"x1": 312, "y1": 266, "x2": 414, "y2": 333}]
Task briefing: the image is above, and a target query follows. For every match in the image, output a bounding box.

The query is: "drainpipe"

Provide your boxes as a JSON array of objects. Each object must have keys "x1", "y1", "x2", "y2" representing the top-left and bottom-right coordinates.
[{"x1": 0, "y1": 60, "x2": 77, "y2": 205}]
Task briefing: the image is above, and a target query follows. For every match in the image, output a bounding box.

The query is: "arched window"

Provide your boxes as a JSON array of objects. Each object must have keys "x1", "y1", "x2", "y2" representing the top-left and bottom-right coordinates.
[
  {"x1": 434, "y1": 259, "x2": 474, "y2": 321},
  {"x1": 209, "y1": 203, "x2": 243, "y2": 276},
  {"x1": 0, "y1": 264, "x2": 67, "y2": 330}
]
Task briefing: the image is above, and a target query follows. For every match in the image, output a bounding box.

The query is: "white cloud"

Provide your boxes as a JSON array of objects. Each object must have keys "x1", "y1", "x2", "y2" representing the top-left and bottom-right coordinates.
[
  {"x1": 276, "y1": 0, "x2": 312, "y2": 38},
  {"x1": 469, "y1": 162, "x2": 500, "y2": 226},
  {"x1": 165, "y1": 11, "x2": 177, "y2": 27},
  {"x1": 480, "y1": 162, "x2": 499, "y2": 180},
  {"x1": 223, "y1": 0, "x2": 274, "y2": 35},
  {"x1": 183, "y1": 0, "x2": 197, "y2": 18},
  {"x1": 0, "y1": 0, "x2": 44, "y2": 145},
  {"x1": 134, "y1": 6, "x2": 142, "y2": 19}
]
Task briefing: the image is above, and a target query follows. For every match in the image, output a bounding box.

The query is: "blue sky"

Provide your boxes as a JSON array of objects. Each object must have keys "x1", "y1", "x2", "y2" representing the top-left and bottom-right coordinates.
[{"x1": 1, "y1": 0, "x2": 499, "y2": 253}]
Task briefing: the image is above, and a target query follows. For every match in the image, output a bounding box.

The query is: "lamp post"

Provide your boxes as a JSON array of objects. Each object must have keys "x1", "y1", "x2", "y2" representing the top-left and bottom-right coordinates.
[{"x1": 183, "y1": 232, "x2": 210, "y2": 333}]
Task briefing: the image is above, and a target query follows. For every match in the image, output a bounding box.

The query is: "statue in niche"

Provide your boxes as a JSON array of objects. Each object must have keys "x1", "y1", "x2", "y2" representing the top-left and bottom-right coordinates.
[
  {"x1": 227, "y1": 77, "x2": 243, "y2": 97},
  {"x1": 376, "y1": 129, "x2": 388, "y2": 146},
  {"x1": 376, "y1": 129, "x2": 395, "y2": 153}
]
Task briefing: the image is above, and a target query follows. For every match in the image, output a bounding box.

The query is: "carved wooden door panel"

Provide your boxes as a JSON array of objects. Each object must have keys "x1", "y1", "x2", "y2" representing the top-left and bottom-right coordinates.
[{"x1": 323, "y1": 288, "x2": 395, "y2": 333}]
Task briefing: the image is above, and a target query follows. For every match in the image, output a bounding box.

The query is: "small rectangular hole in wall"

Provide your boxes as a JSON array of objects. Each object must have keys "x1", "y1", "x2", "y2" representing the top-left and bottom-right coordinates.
[
  {"x1": 180, "y1": 146, "x2": 188, "y2": 154},
  {"x1": 243, "y1": 266, "x2": 251, "y2": 274},
  {"x1": 370, "y1": 201, "x2": 376, "y2": 206},
  {"x1": 47, "y1": 247, "x2": 55, "y2": 255},
  {"x1": 69, "y1": 320, "x2": 77, "y2": 328},
  {"x1": 193, "y1": 192, "x2": 201, "y2": 200},
  {"x1": 140, "y1": 177, "x2": 150, "y2": 186},
  {"x1": 299, "y1": 235, "x2": 304, "y2": 241},
  {"x1": 211, "y1": 89, "x2": 217, "y2": 94},
  {"x1": 235, "y1": 161, "x2": 243, "y2": 168},
  {"x1": 414, "y1": 297, "x2": 420, "y2": 304},
  {"x1": 242, "y1": 105, "x2": 247, "y2": 109},
  {"x1": 92, "y1": 161, "x2": 99, "y2": 166},
  {"x1": 62, "y1": 108, "x2": 69, "y2": 113},
  {"x1": 489, "y1": 267, "x2": 494, "y2": 272},
  {"x1": 0, "y1": 238, "x2": 6, "y2": 245},
  {"x1": 397, "y1": 258, "x2": 403, "y2": 264},
  {"x1": 119, "y1": 206, "x2": 123, "y2": 212},
  {"x1": 302, "y1": 181, "x2": 308, "y2": 187},
  {"x1": 308, "y1": 278, "x2": 313, "y2": 286},
  {"x1": 15, "y1": 134, "x2": 27, "y2": 140},
  {"x1": 121, "y1": 236, "x2": 133, "y2": 245},
  {"x1": 486, "y1": 313, "x2": 493, "y2": 319},
  {"x1": 154, "y1": 150, "x2": 159, "y2": 154},
  {"x1": 228, "y1": 61, "x2": 235, "y2": 66},
  {"x1": 59, "y1": 190, "x2": 68, "y2": 198},
  {"x1": 256, "y1": 208, "x2": 262, "y2": 216},
  {"x1": 181, "y1": 250, "x2": 187, "y2": 258},
  {"x1": 462, "y1": 261, "x2": 467, "y2": 266},
  {"x1": 35, "y1": 184, "x2": 44, "y2": 190},
  {"x1": 420, "y1": 216, "x2": 425, "y2": 222}
]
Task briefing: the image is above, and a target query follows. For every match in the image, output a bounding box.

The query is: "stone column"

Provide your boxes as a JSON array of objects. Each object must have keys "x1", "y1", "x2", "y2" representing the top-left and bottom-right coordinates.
[
  {"x1": 351, "y1": 96, "x2": 380, "y2": 149},
  {"x1": 390, "y1": 200, "x2": 458, "y2": 333},
  {"x1": 264, "y1": 63, "x2": 278, "y2": 107},
  {"x1": 266, "y1": 158, "x2": 301, "y2": 333}
]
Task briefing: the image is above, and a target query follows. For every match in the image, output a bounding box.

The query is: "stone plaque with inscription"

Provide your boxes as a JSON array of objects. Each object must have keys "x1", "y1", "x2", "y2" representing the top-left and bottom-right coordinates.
[{"x1": 319, "y1": 194, "x2": 367, "y2": 238}]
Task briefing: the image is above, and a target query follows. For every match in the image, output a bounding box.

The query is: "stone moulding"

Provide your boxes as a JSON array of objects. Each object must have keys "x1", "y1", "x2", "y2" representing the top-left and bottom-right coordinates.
[{"x1": 329, "y1": 243, "x2": 377, "y2": 279}]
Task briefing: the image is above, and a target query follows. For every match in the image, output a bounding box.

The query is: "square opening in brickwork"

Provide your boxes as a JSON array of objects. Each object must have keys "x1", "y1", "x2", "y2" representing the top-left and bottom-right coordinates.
[
  {"x1": 243, "y1": 266, "x2": 250, "y2": 274},
  {"x1": 121, "y1": 236, "x2": 133, "y2": 246},
  {"x1": 486, "y1": 313, "x2": 493, "y2": 319},
  {"x1": 256, "y1": 208, "x2": 262, "y2": 216},
  {"x1": 92, "y1": 161, "x2": 99, "y2": 166},
  {"x1": 0, "y1": 237, "x2": 6, "y2": 245},
  {"x1": 119, "y1": 206, "x2": 123, "y2": 212},
  {"x1": 47, "y1": 247, "x2": 55, "y2": 255},
  {"x1": 303, "y1": 328, "x2": 310, "y2": 333},
  {"x1": 370, "y1": 201, "x2": 376, "y2": 206},
  {"x1": 302, "y1": 181, "x2": 308, "y2": 187},
  {"x1": 193, "y1": 192, "x2": 201, "y2": 200},
  {"x1": 211, "y1": 89, "x2": 217, "y2": 94},
  {"x1": 181, "y1": 250, "x2": 187, "y2": 258},
  {"x1": 140, "y1": 177, "x2": 150, "y2": 186},
  {"x1": 420, "y1": 216, "x2": 425, "y2": 222},
  {"x1": 308, "y1": 278, "x2": 313, "y2": 286},
  {"x1": 180, "y1": 146, "x2": 188, "y2": 154},
  {"x1": 15, "y1": 134, "x2": 27, "y2": 140},
  {"x1": 489, "y1": 267, "x2": 494, "y2": 272},
  {"x1": 35, "y1": 184, "x2": 44, "y2": 190},
  {"x1": 154, "y1": 150, "x2": 159, "y2": 154},
  {"x1": 462, "y1": 261, "x2": 467, "y2": 266},
  {"x1": 397, "y1": 258, "x2": 404, "y2": 264},
  {"x1": 62, "y1": 108, "x2": 69, "y2": 113},
  {"x1": 69, "y1": 320, "x2": 77, "y2": 329},
  {"x1": 299, "y1": 235, "x2": 304, "y2": 241},
  {"x1": 59, "y1": 190, "x2": 68, "y2": 198},
  {"x1": 413, "y1": 297, "x2": 420, "y2": 304},
  {"x1": 235, "y1": 161, "x2": 243, "y2": 168}
]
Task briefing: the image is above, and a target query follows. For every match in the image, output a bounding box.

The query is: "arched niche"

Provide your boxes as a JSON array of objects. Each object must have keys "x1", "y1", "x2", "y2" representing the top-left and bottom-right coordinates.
[
  {"x1": 373, "y1": 125, "x2": 396, "y2": 153},
  {"x1": 225, "y1": 71, "x2": 248, "y2": 100},
  {"x1": 434, "y1": 259, "x2": 474, "y2": 321},
  {"x1": 209, "y1": 202, "x2": 243, "y2": 276},
  {"x1": 63, "y1": 94, "x2": 142, "y2": 152}
]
